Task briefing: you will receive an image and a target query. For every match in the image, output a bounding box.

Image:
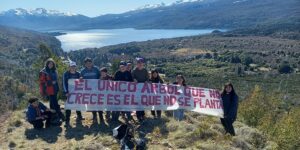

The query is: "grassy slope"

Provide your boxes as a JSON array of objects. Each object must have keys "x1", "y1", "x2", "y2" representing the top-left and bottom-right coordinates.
[{"x1": 0, "y1": 108, "x2": 277, "y2": 150}]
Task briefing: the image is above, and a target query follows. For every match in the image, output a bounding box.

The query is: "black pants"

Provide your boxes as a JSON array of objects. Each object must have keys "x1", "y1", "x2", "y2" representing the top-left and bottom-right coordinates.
[
  {"x1": 29, "y1": 111, "x2": 51, "y2": 129},
  {"x1": 151, "y1": 110, "x2": 161, "y2": 118},
  {"x1": 136, "y1": 111, "x2": 145, "y2": 121},
  {"x1": 49, "y1": 95, "x2": 64, "y2": 119},
  {"x1": 65, "y1": 110, "x2": 82, "y2": 123},
  {"x1": 92, "y1": 111, "x2": 104, "y2": 121},
  {"x1": 220, "y1": 118, "x2": 235, "y2": 136}
]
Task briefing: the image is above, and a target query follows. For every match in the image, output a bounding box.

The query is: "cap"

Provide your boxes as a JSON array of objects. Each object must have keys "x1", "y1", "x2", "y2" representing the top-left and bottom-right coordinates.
[
  {"x1": 69, "y1": 61, "x2": 77, "y2": 67},
  {"x1": 119, "y1": 61, "x2": 127, "y2": 66},
  {"x1": 136, "y1": 57, "x2": 145, "y2": 63},
  {"x1": 84, "y1": 57, "x2": 93, "y2": 63}
]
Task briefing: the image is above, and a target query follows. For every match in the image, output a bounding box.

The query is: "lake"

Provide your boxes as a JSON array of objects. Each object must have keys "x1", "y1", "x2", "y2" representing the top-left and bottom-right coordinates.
[{"x1": 55, "y1": 28, "x2": 221, "y2": 52}]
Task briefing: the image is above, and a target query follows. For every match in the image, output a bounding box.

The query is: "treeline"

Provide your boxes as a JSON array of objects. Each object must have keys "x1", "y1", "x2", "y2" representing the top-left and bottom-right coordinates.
[{"x1": 239, "y1": 86, "x2": 300, "y2": 149}]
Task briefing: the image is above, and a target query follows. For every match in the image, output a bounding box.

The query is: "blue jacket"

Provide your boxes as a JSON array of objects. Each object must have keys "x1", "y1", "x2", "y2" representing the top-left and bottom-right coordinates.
[
  {"x1": 80, "y1": 66, "x2": 100, "y2": 79},
  {"x1": 62, "y1": 71, "x2": 81, "y2": 94},
  {"x1": 26, "y1": 102, "x2": 48, "y2": 122},
  {"x1": 222, "y1": 93, "x2": 239, "y2": 121}
]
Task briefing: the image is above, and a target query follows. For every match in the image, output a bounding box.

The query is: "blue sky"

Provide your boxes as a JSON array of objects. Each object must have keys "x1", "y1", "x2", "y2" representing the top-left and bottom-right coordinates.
[{"x1": 0, "y1": 0, "x2": 179, "y2": 17}]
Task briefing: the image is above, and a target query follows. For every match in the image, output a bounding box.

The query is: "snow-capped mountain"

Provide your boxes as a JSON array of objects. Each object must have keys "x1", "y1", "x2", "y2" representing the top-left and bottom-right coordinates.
[
  {"x1": 0, "y1": 0, "x2": 298, "y2": 31},
  {"x1": 133, "y1": 0, "x2": 205, "y2": 11},
  {"x1": 0, "y1": 8, "x2": 89, "y2": 31},
  {"x1": 0, "y1": 8, "x2": 78, "y2": 17}
]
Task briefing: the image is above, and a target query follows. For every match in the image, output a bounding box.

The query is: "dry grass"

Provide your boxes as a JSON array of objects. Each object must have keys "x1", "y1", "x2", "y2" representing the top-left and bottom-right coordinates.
[{"x1": 0, "y1": 110, "x2": 276, "y2": 150}]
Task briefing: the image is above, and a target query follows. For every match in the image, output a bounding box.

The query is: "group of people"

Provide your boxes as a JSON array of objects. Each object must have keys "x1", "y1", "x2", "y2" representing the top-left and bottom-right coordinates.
[{"x1": 26, "y1": 57, "x2": 239, "y2": 136}]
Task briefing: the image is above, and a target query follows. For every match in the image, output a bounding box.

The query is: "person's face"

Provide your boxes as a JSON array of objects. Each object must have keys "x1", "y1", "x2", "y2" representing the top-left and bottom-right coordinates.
[
  {"x1": 176, "y1": 76, "x2": 183, "y2": 84},
  {"x1": 31, "y1": 101, "x2": 39, "y2": 107},
  {"x1": 85, "y1": 61, "x2": 93, "y2": 69},
  {"x1": 225, "y1": 85, "x2": 232, "y2": 93},
  {"x1": 127, "y1": 64, "x2": 132, "y2": 70},
  {"x1": 101, "y1": 71, "x2": 107, "y2": 77},
  {"x1": 120, "y1": 65, "x2": 126, "y2": 72},
  {"x1": 48, "y1": 62, "x2": 54, "y2": 69},
  {"x1": 69, "y1": 66, "x2": 76, "y2": 72},
  {"x1": 137, "y1": 62, "x2": 144, "y2": 69},
  {"x1": 152, "y1": 72, "x2": 158, "y2": 78}
]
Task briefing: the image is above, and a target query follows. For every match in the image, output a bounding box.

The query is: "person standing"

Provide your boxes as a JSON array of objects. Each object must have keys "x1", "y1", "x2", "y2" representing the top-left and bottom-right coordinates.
[
  {"x1": 173, "y1": 75, "x2": 186, "y2": 121},
  {"x1": 39, "y1": 58, "x2": 64, "y2": 121},
  {"x1": 132, "y1": 58, "x2": 149, "y2": 122},
  {"x1": 80, "y1": 57, "x2": 103, "y2": 124},
  {"x1": 100, "y1": 67, "x2": 113, "y2": 121},
  {"x1": 63, "y1": 61, "x2": 84, "y2": 127},
  {"x1": 127, "y1": 62, "x2": 133, "y2": 72},
  {"x1": 149, "y1": 69, "x2": 164, "y2": 119},
  {"x1": 113, "y1": 61, "x2": 133, "y2": 122},
  {"x1": 220, "y1": 83, "x2": 239, "y2": 136}
]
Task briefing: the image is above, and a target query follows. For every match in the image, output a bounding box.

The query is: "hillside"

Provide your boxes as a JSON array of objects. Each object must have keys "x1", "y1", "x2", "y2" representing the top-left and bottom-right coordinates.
[
  {"x1": 0, "y1": 109, "x2": 277, "y2": 149},
  {"x1": 0, "y1": 0, "x2": 299, "y2": 30},
  {"x1": 0, "y1": 25, "x2": 64, "y2": 115},
  {"x1": 0, "y1": 4, "x2": 299, "y2": 148},
  {"x1": 67, "y1": 30, "x2": 300, "y2": 149},
  {"x1": 88, "y1": 0, "x2": 300, "y2": 29}
]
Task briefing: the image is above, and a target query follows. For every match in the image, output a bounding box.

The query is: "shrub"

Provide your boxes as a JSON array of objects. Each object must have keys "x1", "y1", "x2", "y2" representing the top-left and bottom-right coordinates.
[
  {"x1": 239, "y1": 85, "x2": 300, "y2": 149},
  {"x1": 278, "y1": 62, "x2": 293, "y2": 74}
]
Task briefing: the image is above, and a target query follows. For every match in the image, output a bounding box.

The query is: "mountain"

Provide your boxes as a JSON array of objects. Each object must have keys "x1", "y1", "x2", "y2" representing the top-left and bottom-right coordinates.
[
  {"x1": 88, "y1": 0, "x2": 299, "y2": 29},
  {"x1": 0, "y1": 8, "x2": 78, "y2": 17},
  {"x1": 0, "y1": 0, "x2": 299, "y2": 31},
  {"x1": 0, "y1": 8, "x2": 90, "y2": 31}
]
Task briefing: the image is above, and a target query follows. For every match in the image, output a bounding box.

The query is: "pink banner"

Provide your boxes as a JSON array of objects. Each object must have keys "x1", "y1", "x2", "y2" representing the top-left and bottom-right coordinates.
[{"x1": 65, "y1": 79, "x2": 224, "y2": 117}]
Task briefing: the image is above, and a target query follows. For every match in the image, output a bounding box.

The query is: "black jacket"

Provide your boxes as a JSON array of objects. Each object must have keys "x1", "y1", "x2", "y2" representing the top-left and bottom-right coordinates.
[
  {"x1": 114, "y1": 71, "x2": 133, "y2": 82},
  {"x1": 222, "y1": 93, "x2": 239, "y2": 121}
]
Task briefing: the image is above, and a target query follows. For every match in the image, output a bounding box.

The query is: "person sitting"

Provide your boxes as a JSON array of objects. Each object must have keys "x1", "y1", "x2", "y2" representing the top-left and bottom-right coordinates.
[{"x1": 26, "y1": 97, "x2": 55, "y2": 129}]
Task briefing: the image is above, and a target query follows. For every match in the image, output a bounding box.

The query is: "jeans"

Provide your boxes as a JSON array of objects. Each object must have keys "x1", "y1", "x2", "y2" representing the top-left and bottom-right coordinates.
[
  {"x1": 173, "y1": 109, "x2": 184, "y2": 121},
  {"x1": 29, "y1": 111, "x2": 51, "y2": 129}
]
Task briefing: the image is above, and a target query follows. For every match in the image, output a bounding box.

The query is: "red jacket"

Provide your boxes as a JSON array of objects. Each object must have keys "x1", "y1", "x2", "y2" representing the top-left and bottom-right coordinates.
[{"x1": 39, "y1": 68, "x2": 59, "y2": 96}]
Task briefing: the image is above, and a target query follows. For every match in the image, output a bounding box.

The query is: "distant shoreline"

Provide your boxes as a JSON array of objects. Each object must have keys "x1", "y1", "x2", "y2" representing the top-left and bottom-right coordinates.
[{"x1": 45, "y1": 32, "x2": 67, "y2": 36}]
